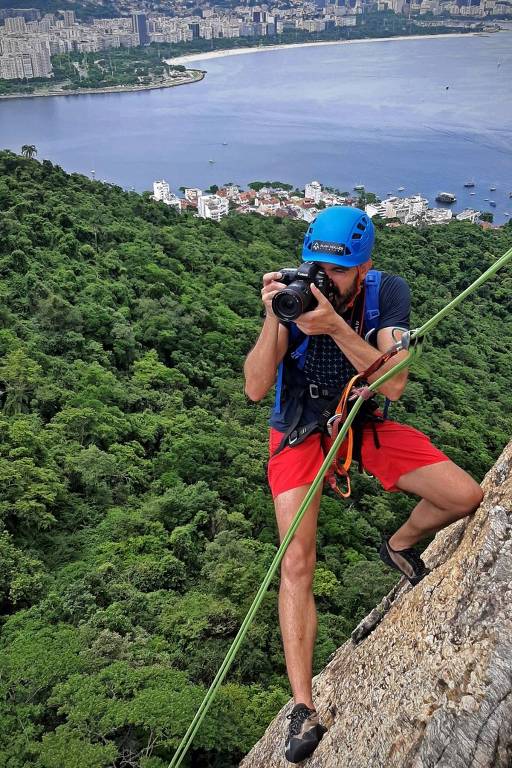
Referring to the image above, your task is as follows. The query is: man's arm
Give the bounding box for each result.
[330,323,409,400]
[295,283,409,401]
[244,272,290,402]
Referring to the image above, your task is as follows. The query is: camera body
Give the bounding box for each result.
[271,261,336,322]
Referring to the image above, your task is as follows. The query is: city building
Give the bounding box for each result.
[456,208,481,223]
[153,179,172,202]
[197,194,230,220]
[184,188,203,204]
[62,11,75,28]
[152,179,182,211]
[305,180,322,203]
[4,15,26,33]
[132,13,149,46]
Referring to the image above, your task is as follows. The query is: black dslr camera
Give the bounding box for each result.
[271,261,337,322]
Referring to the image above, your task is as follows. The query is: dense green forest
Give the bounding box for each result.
[0,149,510,768]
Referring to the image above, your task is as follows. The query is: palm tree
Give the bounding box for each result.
[21,144,37,159]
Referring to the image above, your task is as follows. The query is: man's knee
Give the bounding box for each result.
[443,475,483,518]
[281,541,316,586]
[460,480,483,515]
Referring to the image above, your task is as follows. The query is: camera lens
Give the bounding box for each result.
[272,290,304,321]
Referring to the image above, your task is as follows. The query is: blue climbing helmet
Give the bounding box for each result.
[302,206,375,267]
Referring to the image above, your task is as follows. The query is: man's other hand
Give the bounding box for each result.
[295,283,342,336]
[261,271,287,319]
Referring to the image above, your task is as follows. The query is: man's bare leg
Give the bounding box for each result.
[389,460,483,550]
[275,484,323,709]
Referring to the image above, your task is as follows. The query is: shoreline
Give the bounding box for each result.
[167,31,479,65]
[0,69,204,101]
[0,30,486,100]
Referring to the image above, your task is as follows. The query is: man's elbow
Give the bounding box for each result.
[244,383,267,402]
[385,374,408,401]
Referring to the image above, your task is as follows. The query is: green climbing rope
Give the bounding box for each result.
[168,245,512,768]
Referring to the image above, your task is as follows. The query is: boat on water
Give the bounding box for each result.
[463,180,475,187]
[470,192,476,196]
[489,186,497,191]
[435,192,456,204]
[222,142,228,146]
[208,159,215,164]
[353,184,365,191]
[397,186,405,192]
[489,201,497,207]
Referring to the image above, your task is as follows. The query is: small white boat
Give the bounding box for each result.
[397,186,405,192]
[208,159,215,164]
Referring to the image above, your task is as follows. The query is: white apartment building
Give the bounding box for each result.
[305,180,322,204]
[425,208,453,224]
[302,207,318,223]
[184,188,203,204]
[366,201,393,218]
[62,11,76,27]
[198,194,229,221]
[4,16,27,33]
[0,40,52,78]
[153,179,171,202]
[152,180,182,211]
[223,185,240,200]
[408,194,429,215]
[298,19,326,31]
[367,194,428,221]
[456,208,481,223]
[335,15,357,26]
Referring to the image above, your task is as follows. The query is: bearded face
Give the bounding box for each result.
[334,271,361,314]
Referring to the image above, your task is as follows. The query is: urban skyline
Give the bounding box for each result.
[0,0,508,81]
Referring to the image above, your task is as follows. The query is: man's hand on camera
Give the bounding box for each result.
[261,271,286,319]
[295,283,343,336]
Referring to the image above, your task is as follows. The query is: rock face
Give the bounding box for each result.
[241,442,512,768]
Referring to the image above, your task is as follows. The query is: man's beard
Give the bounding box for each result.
[334,274,360,315]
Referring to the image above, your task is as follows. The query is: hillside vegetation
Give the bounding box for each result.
[0,149,510,768]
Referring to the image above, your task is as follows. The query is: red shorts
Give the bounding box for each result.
[268,420,450,499]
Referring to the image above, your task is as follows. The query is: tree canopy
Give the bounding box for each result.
[0,149,510,768]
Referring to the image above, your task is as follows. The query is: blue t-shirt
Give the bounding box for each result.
[303,273,410,387]
[269,273,410,431]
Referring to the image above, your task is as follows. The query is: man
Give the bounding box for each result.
[243,206,483,764]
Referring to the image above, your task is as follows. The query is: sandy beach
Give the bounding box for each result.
[167,32,478,66]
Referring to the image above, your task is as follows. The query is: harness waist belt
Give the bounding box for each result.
[307,383,341,399]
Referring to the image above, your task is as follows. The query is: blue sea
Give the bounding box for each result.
[1,29,511,222]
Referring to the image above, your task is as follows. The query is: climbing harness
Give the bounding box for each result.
[325,331,408,498]
[168,245,512,768]
[272,270,384,460]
